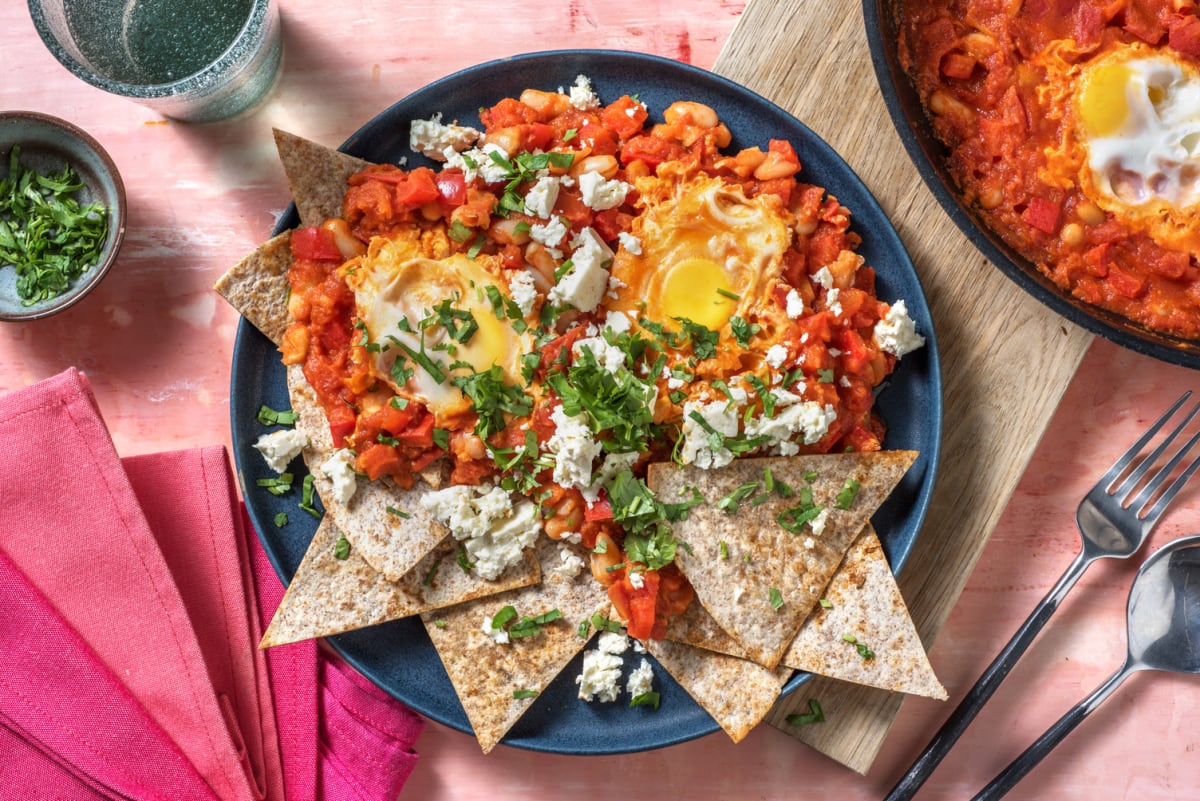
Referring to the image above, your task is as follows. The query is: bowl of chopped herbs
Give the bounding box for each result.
[0,111,125,321]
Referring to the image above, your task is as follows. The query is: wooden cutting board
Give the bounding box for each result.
[711,0,1093,773]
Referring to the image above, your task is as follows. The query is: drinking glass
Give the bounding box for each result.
[28,0,283,123]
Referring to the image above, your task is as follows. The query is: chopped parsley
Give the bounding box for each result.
[256,405,299,426]
[452,365,533,440]
[273,512,288,527]
[256,473,293,496]
[842,633,875,660]
[786,699,825,727]
[630,691,661,710]
[0,146,110,305]
[513,688,539,700]
[835,478,861,510]
[333,535,351,560]
[298,473,321,518]
[769,587,784,610]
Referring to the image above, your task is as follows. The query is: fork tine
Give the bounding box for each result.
[1137,430,1200,524]
[1105,392,1196,496]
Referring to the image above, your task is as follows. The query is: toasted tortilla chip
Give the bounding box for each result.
[649,451,916,670]
[214,232,293,346]
[644,638,791,743]
[666,525,945,699]
[273,129,372,227]
[422,537,609,753]
[259,519,540,648]
[287,365,457,581]
[783,525,946,699]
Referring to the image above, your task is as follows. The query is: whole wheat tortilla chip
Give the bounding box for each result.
[644,638,791,743]
[272,129,372,227]
[259,519,539,648]
[649,451,916,670]
[666,525,945,699]
[286,364,464,582]
[421,537,609,753]
[783,525,946,699]
[213,232,292,346]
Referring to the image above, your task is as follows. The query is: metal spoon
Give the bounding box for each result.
[970,534,1200,801]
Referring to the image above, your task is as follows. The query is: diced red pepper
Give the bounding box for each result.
[600,95,649,139]
[391,167,440,208]
[608,569,661,640]
[327,403,356,448]
[939,51,977,80]
[1169,13,1200,58]
[290,226,343,262]
[591,208,633,242]
[1108,267,1147,299]
[1021,196,1061,234]
[435,170,467,208]
[356,443,402,481]
[584,495,614,522]
[393,413,435,448]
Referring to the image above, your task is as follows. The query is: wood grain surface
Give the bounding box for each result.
[713,0,1093,772]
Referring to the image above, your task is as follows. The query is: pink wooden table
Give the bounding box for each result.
[2,3,1198,799]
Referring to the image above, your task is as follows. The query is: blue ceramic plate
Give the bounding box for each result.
[864,1,1200,368]
[230,50,942,754]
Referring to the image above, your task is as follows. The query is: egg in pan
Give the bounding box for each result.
[1039,41,1200,252]
[606,172,790,336]
[344,232,534,424]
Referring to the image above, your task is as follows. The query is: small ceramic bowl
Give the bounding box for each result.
[0,111,126,321]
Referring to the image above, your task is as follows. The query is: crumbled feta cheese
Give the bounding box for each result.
[523,175,561,219]
[547,405,602,491]
[550,545,586,580]
[443,142,510,184]
[628,570,645,590]
[732,585,746,603]
[764,344,789,369]
[680,399,739,469]
[577,631,628,702]
[604,309,633,335]
[419,485,541,579]
[626,659,654,698]
[810,508,830,537]
[618,231,643,255]
[573,335,627,374]
[744,401,838,451]
[875,300,926,358]
[254,428,308,473]
[812,266,834,290]
[409,113,480,160]
[577,171,631,211]
[564,74,600,110]
[548,227,613,313]
[583,450,639,504]
[606,273,627,299]
[826,287,843,317]
[530,216,569,254]
[785,288,806,318]
[803,536,816,550]
[320,448,358,505]
[481,613,510,645]
[508,270,538,317]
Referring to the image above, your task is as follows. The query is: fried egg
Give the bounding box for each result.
[607,173,790,333]
[347,236,533,423]
[1073,45,1200,244]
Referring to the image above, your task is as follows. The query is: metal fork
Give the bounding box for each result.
[885,392,1200,801]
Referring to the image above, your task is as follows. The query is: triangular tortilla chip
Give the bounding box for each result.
[783,525,946,699]
[665,525,945,699]
[272,129,372,227]
[649,451,916,670]
[213,232,292,346]
[260,518,540,648]
[421,537,609,753]
[287,364,458,581]
[643,638,791,743]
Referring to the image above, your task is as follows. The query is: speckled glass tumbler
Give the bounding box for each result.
[28,0,282,123]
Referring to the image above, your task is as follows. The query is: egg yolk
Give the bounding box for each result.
[459,305,512,373]
[1079,62,1134,137]
[660,256,737,330]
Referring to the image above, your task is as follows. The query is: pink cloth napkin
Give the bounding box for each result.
[0,368,423,800]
